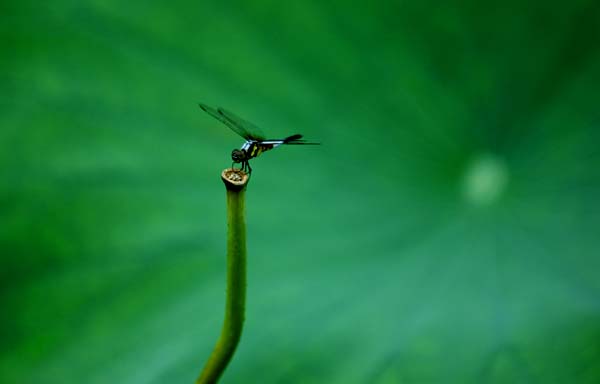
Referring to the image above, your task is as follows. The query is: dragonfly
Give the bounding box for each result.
[199,103,319,174]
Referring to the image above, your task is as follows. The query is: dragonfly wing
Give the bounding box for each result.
[281,134,320,145]
[199,103,254,140]
[217,107,265,141]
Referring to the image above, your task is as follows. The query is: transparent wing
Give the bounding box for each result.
[217,107,265,141]
[281,134,320,145]
[199,103,260,140]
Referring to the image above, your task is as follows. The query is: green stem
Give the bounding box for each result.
[197,169,249,384]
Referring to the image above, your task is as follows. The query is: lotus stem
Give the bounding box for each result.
[196,168,249,384]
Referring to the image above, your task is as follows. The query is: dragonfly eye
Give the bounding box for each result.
[231,149,245,163]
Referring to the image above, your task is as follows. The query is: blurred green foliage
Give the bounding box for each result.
[1,0,599,383]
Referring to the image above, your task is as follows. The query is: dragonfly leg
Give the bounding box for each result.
[246,161,252,174]
[232,161,244,173]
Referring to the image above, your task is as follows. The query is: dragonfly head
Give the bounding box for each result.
[231,149,246,163]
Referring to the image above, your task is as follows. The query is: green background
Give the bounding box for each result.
[2,1,599,383]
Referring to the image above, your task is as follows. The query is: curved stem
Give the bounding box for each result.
[197,169,249,384]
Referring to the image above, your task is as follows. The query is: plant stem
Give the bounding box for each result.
[197,169,249,384]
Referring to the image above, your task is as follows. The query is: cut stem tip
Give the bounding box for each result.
[221,168,249,191]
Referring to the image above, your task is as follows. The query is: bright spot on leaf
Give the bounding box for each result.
[462,154,509,206]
